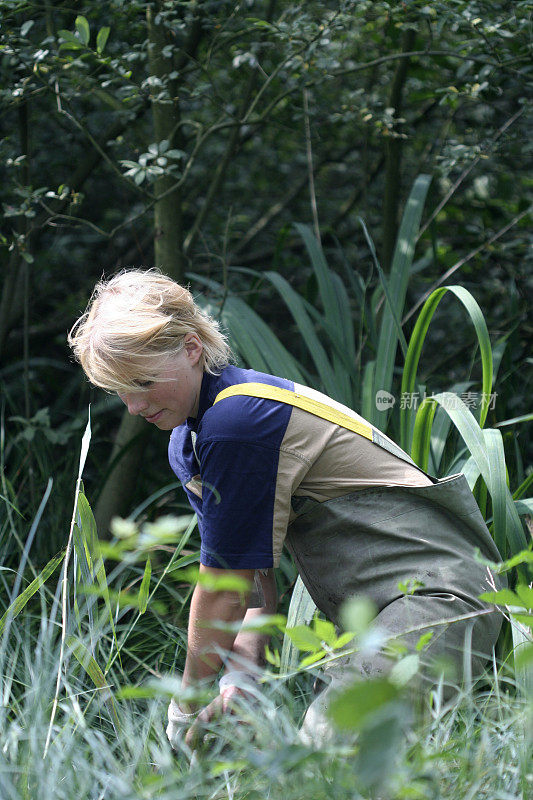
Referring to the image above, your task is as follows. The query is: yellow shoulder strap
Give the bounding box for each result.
[214,382,373,441]
[214,382,419,468]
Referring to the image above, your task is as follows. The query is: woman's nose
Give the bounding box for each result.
[120,392,149,416]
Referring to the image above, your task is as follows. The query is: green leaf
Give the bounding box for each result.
[175,566,252,594]
[0,552,64,634]
[264,645,281,668]
[475,547,533,574]
[96,26,110,55]
[138,558,151,614]
[495,412,533,428]
[21,20,34,37]
[262,270,338,397]
[68,636,121,731]
[334,631,356,649]
[58,29,82,48]
[313,617,337,647]
[479,589,522,606]
[280,576,316,674]
[413,394,527,561]
[79,584,166,615]
[358,216,409,359]
[484,428,507,556]
[76,490,121,664]
[390,653,419,686]
[401,285,493,453]
[191,277,306,383]
[284,624,323,652]
[329,678,399,729]
[373,174,432,430]
[339,596,376,635]
[416,631,434,651]
[361,360,375,421]
[75,16,90,46]
[295,223,354,405]
[510,613,533,628]
[117,678,210,705]
[515,584,533,611]
[514,643,533,669]
[299,650,328,667]
[515,499,533,517]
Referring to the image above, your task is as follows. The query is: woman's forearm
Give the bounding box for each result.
[226,568,278,672]
[182,566,256,692]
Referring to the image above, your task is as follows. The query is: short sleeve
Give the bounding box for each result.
[196,438,283,569]
[168,426,204,529]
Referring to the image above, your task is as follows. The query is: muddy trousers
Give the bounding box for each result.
[298,592,502,746]
[285,475,505,745]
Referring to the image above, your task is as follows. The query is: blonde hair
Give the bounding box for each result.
[68,269,232,393]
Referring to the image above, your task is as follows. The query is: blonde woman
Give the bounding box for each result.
[69,269,505,748]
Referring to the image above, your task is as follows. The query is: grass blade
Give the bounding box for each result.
[413,393,527,560]
[0,551,64,635]
[223,294,306,381]
[361,360,375,421]
[67,635,122,732]
[483,429,508,556]
[295,223,354,404]
[461,456,482,490]
[138,558,151,615]
[358,216,408,359]
[4,477,53,620]
[373,174,432,430]
[401,286,493,452]
[280,576,316,676]
[263,270,338,395]
[44,408,91,758]
[411,398,438,472]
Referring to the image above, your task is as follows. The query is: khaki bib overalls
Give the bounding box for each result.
[215,384,505,742]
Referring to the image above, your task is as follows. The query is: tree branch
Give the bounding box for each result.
[403,207,532,325]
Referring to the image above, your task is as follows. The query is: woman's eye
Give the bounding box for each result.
[135,380,154,389]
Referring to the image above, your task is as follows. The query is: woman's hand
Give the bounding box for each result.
[183,684,249,748]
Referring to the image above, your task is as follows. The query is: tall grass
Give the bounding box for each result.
[0,495,531,799]
[0,535,531,799]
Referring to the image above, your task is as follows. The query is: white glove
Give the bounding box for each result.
[218,670,260,704]
[166,698,197,751]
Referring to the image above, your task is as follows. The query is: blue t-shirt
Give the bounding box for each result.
[168,366,293,569]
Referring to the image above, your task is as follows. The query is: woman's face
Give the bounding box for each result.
[117,335,204,430]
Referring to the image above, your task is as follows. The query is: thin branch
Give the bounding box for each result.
[39,206,111,237]
[403,207,532,325]
[54,91,154,200]
[258,49,530,126]
[242,5,344,125]
[183,0,280,255]
[331,49,530,80]
[303,88,320,243]
[418,107,525,239]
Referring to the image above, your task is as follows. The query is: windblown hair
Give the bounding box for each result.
[68,269,232,393]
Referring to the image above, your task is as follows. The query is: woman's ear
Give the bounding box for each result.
[183,333,203,365]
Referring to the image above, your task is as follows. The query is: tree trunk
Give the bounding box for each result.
[93,412,149,535]
[146,2,185,280]
[94,2,187,534]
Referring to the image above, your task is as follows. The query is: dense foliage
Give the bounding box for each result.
[0,2,531,797]
[1,0,531,532]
